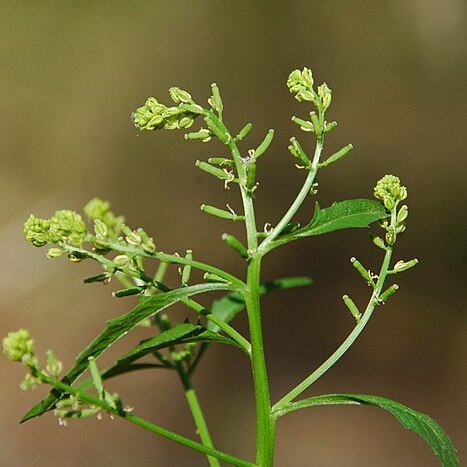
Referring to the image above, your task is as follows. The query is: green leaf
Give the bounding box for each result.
[21,282,232,423]
[207,276,313,332]
[116,323,242,366]
[274,393,459,467]
[296,199,387,237]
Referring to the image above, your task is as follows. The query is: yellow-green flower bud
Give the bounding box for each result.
[45,350,63,377]
[20,372,41,391]
[397,205,409,224]
[47,247,65,258]
[318,82,332,110]
[168,86,193,104]
[296,89,315,103]
[393,258,419,273]
[178,116,194,129]
[125,230,142,246]
[94,219,108,238]
[113,255,131,268]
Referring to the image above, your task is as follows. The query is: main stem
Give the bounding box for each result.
[245,256,275,466]
[227,134,275,465]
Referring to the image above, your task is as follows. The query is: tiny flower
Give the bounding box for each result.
[112,254,131,268]
[317,83,332,110]
[45,350,63,377]
[168,87,193,104]
[47,247,65,258]
[19,372,41,391]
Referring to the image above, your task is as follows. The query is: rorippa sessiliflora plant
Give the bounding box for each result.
[4,68,459,466]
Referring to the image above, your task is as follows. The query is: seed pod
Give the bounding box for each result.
[379,284,399,303]
[200,204,245,221]
[255,129,274,159]
[351,257,373,285]
[205,115,230,143]
[113,287,144,298]
[310,112,322,137]
[195,160,231,180]
[246,161,257,192]
[289,137,311,167]
[319,144,353,168]
[181,250,192,286]
[393,259,418,273]
[222,233,248,258]
[235,122,253,141]
[184,129,212,141]
[84,273,110,284]
[291,116,314,132]
[207,157,233,166]
[343,295,361,322]
[210,83,224,114]
[203,272,229,283]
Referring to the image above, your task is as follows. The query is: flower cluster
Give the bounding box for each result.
[3,329,63,391]
[287,67,332,110]
[2,329,36,367]
[374,175,409,245]
[24,210,87,248]
[132,87,203,131]
[374,175,408,211]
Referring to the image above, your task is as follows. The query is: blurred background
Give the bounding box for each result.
[1,1,466,465]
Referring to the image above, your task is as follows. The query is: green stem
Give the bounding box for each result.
[245,256,275,466]
[66,242,245,289]
[183,297,251,354]
[107,242,246,289]
[272,246,393,413]
[259,140,323,254]
[227,139,258,252]
[172,356,220,467]
[224,118,274,465]
[38,372,254,467]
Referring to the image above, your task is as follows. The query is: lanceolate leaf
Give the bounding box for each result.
[295,199,387,237]
[207,276,313,332]
[21,282,232,423]
[115,323,242,366]
[274,394,459,467]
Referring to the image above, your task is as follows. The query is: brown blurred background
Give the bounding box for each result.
[1,1,466,465]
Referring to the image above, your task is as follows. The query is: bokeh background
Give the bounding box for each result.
[1,1,466,465]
